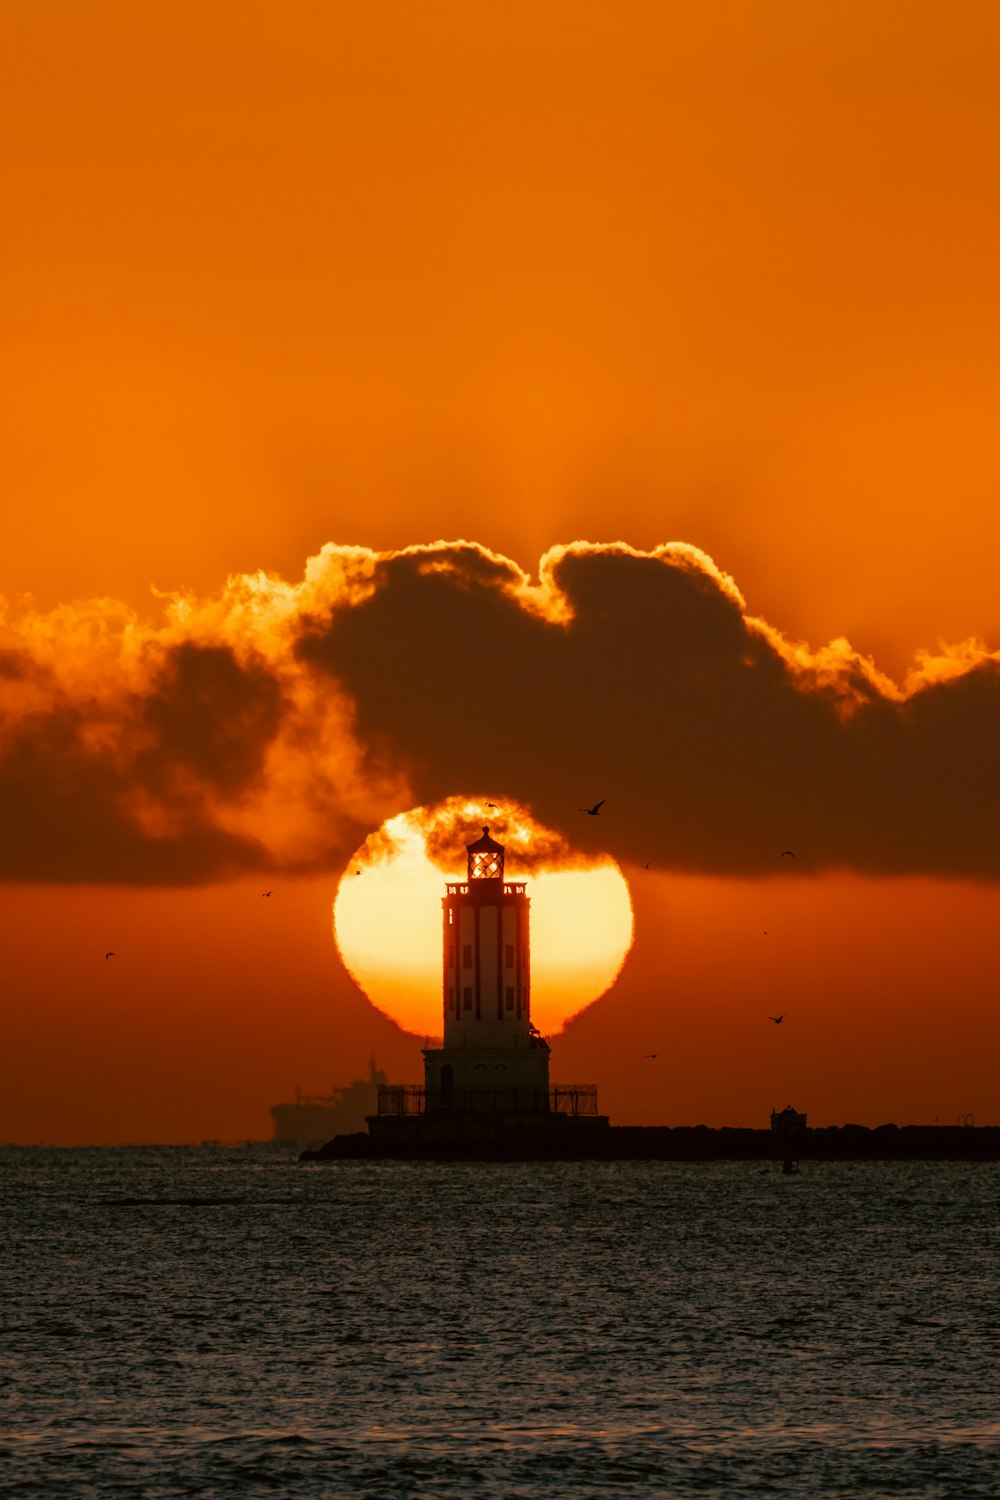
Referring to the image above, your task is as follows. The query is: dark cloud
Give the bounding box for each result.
[373,795,601,875]
[4,543,1000,883]
[296,544,1000,878]
[0,650,31,680]
[134,642,286,796]
[0,642,280,883]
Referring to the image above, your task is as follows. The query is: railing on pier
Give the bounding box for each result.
[377,1084,599,1117]
[378,1086,427,1117]
[551,1085,599,1117]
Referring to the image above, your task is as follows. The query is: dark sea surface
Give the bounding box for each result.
[2,1147,998,1499]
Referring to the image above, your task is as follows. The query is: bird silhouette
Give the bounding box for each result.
[105,951,116,960]
[768,1015,784,1024]
[643,860,652,869]
[262,891,272,897]
[646,1053,658,1059]
[486,801,498,808]
[580,799,605,816]
[780,851,796,859]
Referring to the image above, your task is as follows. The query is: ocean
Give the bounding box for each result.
[2,1146,997,1498]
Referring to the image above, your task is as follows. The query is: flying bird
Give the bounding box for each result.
[643,861,652,870]
[262,891,272,897]
[780,851,796,859]
[768,1015,785,1024]
[485,801,498,808]
[646,1053,658,1059]
[105,952,116,960]
[580,799,606,816]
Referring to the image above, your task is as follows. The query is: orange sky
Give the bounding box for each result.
[3,3,1000,1141]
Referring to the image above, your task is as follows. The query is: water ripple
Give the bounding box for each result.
[1,1149,998,1497]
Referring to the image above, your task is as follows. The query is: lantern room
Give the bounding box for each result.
[467,826,505,881]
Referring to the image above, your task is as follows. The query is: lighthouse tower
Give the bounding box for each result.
[422,827,551,1113]
[362,824,606,1152]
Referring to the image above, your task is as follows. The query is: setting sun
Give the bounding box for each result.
[333,798,634,1038]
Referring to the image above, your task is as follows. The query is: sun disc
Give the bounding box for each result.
[333,798,633,1037]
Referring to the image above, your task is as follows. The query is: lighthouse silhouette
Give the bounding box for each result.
[424,826,551,1112]
[366,825,607,1154]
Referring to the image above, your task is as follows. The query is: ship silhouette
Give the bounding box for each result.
[271,1059,387,1143]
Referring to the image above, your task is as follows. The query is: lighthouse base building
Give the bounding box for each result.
[356,828,609,1157]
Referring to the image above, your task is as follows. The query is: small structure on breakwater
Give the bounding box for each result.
[771,1104,808,1174]
[771,1104,807,1136]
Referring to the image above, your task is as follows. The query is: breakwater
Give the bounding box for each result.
[303,1122,999,1162]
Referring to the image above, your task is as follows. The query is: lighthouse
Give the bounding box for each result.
[422,827,551,1112]
[364,824,607,1153]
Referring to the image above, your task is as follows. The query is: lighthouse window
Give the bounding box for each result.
[462,943,472,967]
[505,987,514,1009]
[463,987,473,1010]
[505,944,514,968]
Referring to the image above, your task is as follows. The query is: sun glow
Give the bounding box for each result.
[333,799,634,1037]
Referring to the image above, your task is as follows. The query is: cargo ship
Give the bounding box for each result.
[271,1059,387,1143]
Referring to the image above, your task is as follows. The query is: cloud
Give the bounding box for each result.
[2,540,1000,883]
[0,641,279,883]
[295,541,1000,879]
[360,794,606,877]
